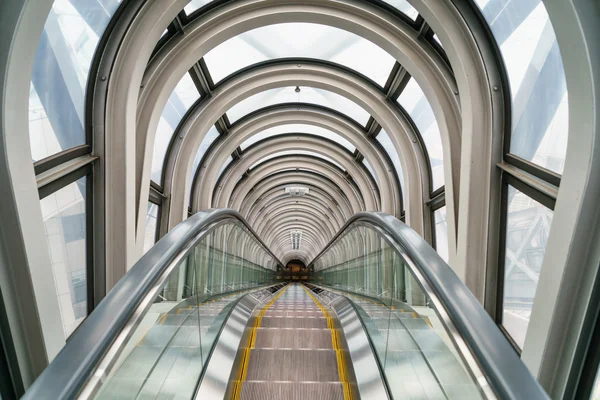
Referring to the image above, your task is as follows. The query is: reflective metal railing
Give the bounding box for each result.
[310,212,548,400]
[24,209,281,399]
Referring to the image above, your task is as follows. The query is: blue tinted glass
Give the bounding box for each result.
[40,176,88,337]
[151,73,201,184]
[398,79,444,190]
[29,0,122,161]
[475,0,568,174]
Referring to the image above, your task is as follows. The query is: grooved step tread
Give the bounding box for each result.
[240,381,344,400]
[260,316,328,329]
[245,349,341,382]
[253,328,333,349]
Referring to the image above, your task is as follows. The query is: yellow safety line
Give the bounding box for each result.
[231,284,290,400]
[301,285,353,400]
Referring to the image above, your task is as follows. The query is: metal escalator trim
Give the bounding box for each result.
[300,284,352,400]
[308,212,549,400]
[24,209,283,400]
[232,284,290,400]
[310,282,450,399]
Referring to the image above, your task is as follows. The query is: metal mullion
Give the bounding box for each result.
[149,183,166,205]
[429,190,446,251]
[37,162,94,200]
[430,185,445,200]
[417,19,433,38]
[353,149,364,163]
[428,189,446,211]
[33,144,91,176]
[190,59,214,96]
[495,175,509,329]
[154,202,162,244]
[85,172,95,315]
[215,115,230,135]
[505,153,561,188]
[498,162,558,210]
[384,62,410,100]
[149,180,164,198]
[172,13,186,32]
[365,117,382,138]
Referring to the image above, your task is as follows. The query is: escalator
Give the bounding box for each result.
[230,283,353,400]
[23,209,548,400]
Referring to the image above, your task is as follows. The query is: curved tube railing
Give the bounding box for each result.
[308,212,548,400]
[24,209,282,399]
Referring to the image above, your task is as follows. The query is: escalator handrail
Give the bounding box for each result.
[308,212,548,400]
[23,208,283,399]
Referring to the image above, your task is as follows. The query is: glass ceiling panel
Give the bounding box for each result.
[398,78,444,190]
[475,0,568,174]
[380,0,419,20]
[187,126,220,204]
[151,73,201,184]
[240,124,355,153]
[226,87,370,126]
[250,150,344,170]
[376,130,406,207]
[204,23,395,86]
[184,0,213,15]
[29,0,122,161]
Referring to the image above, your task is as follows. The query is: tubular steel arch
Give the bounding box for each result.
[226,156,366,213]
[187,104,403,214]
[162,62,432,235]
[212,135,381,211]
[236,172,357,219]
[241,179,353,223]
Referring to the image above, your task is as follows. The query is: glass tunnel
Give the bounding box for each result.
[0,0,599,399]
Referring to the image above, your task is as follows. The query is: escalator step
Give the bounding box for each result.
[240,381,344,400]
[245,349,340,381]
[260,316,328,329]
[253,328,333,349]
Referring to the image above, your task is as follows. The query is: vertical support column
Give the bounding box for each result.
[519,1,600,398]
[0,0,66,387]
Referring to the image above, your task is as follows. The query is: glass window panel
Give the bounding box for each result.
[188,126,220,203]
[380,0,419,20]
[502,185,553,348]
[434,206,449,263]
[144,202,159,254]
[40,177,87,337]
[29,0,122,161]
[398,78,444,190]
[240,124,355,152]
[475,0,568,174]
[226,87,370,126]
[151,73,201,184]
[376,130,405,206]
[204,23,395,86]
[184,0,213,15]
[250,150,344,170]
